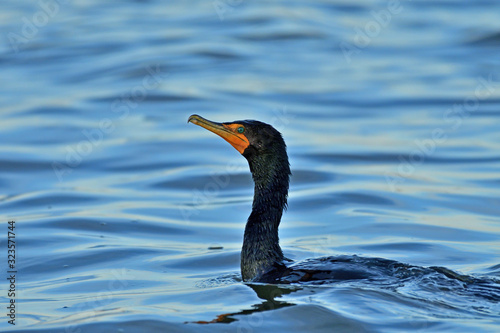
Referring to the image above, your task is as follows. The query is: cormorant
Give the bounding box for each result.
[189,114,290,282]
[187,114,473,284]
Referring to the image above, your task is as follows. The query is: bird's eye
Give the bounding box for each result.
[237,126,245,133]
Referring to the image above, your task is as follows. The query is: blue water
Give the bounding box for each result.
[1,0,500,332]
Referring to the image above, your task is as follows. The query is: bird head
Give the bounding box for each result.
[188,114,287,159]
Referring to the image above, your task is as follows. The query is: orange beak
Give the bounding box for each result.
[188,114,250,154]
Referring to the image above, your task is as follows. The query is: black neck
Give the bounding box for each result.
[241,149,290,281]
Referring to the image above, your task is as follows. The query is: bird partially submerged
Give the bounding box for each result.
[187,115,498,288]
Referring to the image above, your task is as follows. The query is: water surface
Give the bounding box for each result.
[1,1,500,332]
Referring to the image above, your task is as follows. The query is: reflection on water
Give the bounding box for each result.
[192,256,500,326]
[1,0,500,332]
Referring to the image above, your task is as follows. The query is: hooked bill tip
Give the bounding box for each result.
[188,114,200,124]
